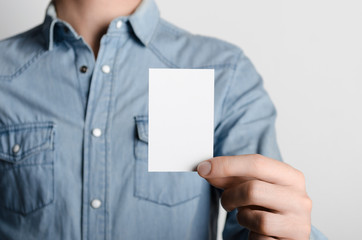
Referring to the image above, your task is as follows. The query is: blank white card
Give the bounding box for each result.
[148,68,214,172]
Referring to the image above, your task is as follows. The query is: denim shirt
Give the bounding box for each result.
[0,0,326,239]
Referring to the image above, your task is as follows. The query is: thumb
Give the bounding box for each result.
[197,157,243,189]
[197,160,212,177]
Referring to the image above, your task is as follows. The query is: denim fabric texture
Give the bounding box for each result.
[0,0,327,239]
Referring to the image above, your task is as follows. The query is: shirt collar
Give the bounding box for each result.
[129,0,160,46]
[42,0,160,51]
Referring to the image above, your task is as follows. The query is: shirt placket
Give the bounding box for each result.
[73,42,94,111]
[81,33,120,240]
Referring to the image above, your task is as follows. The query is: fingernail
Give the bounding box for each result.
[197,161,211,176]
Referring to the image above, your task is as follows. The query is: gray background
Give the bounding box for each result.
[1,0,362,239]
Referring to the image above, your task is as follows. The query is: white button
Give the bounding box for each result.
[91,199,102,209]
[12,144,21,154]
[92,128,102,137]
[102,65,111,74]
[116,20,123,29]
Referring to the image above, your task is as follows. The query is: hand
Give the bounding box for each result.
[197,154,312,240]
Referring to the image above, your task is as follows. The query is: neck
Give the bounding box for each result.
[54,0,142,57]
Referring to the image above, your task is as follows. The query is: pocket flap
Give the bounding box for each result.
[0,122,54,163]
[135,116,148,143]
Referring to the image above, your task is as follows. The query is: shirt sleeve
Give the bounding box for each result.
[217,50,327,239]
[214,49,281,162]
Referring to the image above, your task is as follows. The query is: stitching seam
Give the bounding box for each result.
[0,50,47,81]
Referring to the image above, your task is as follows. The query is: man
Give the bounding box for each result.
[0,0,326,239]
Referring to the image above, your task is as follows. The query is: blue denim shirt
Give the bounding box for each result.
[0,0,326,239]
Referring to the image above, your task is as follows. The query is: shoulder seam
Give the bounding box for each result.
[0,49,47,81]
[148,42,179,68]
[149,20,239,69]
[148,42,238,70]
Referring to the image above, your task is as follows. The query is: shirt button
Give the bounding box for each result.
[91,199,102,209]
[116,20,123,29]
[102,65,111,74]
[12,144,21,154]
[92,128,102,137]
[80,65,88,73]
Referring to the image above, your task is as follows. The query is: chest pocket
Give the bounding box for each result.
[134,116,205,207]
[0,122,55,215]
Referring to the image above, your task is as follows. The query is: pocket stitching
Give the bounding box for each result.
[0,163,54,215]
[134,188,202,207]
[0,122,55,215]
[134,116,148,143]
[0,123,54,163]
[134,116,203,206]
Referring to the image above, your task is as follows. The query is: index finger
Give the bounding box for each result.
[197,154,303,186]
